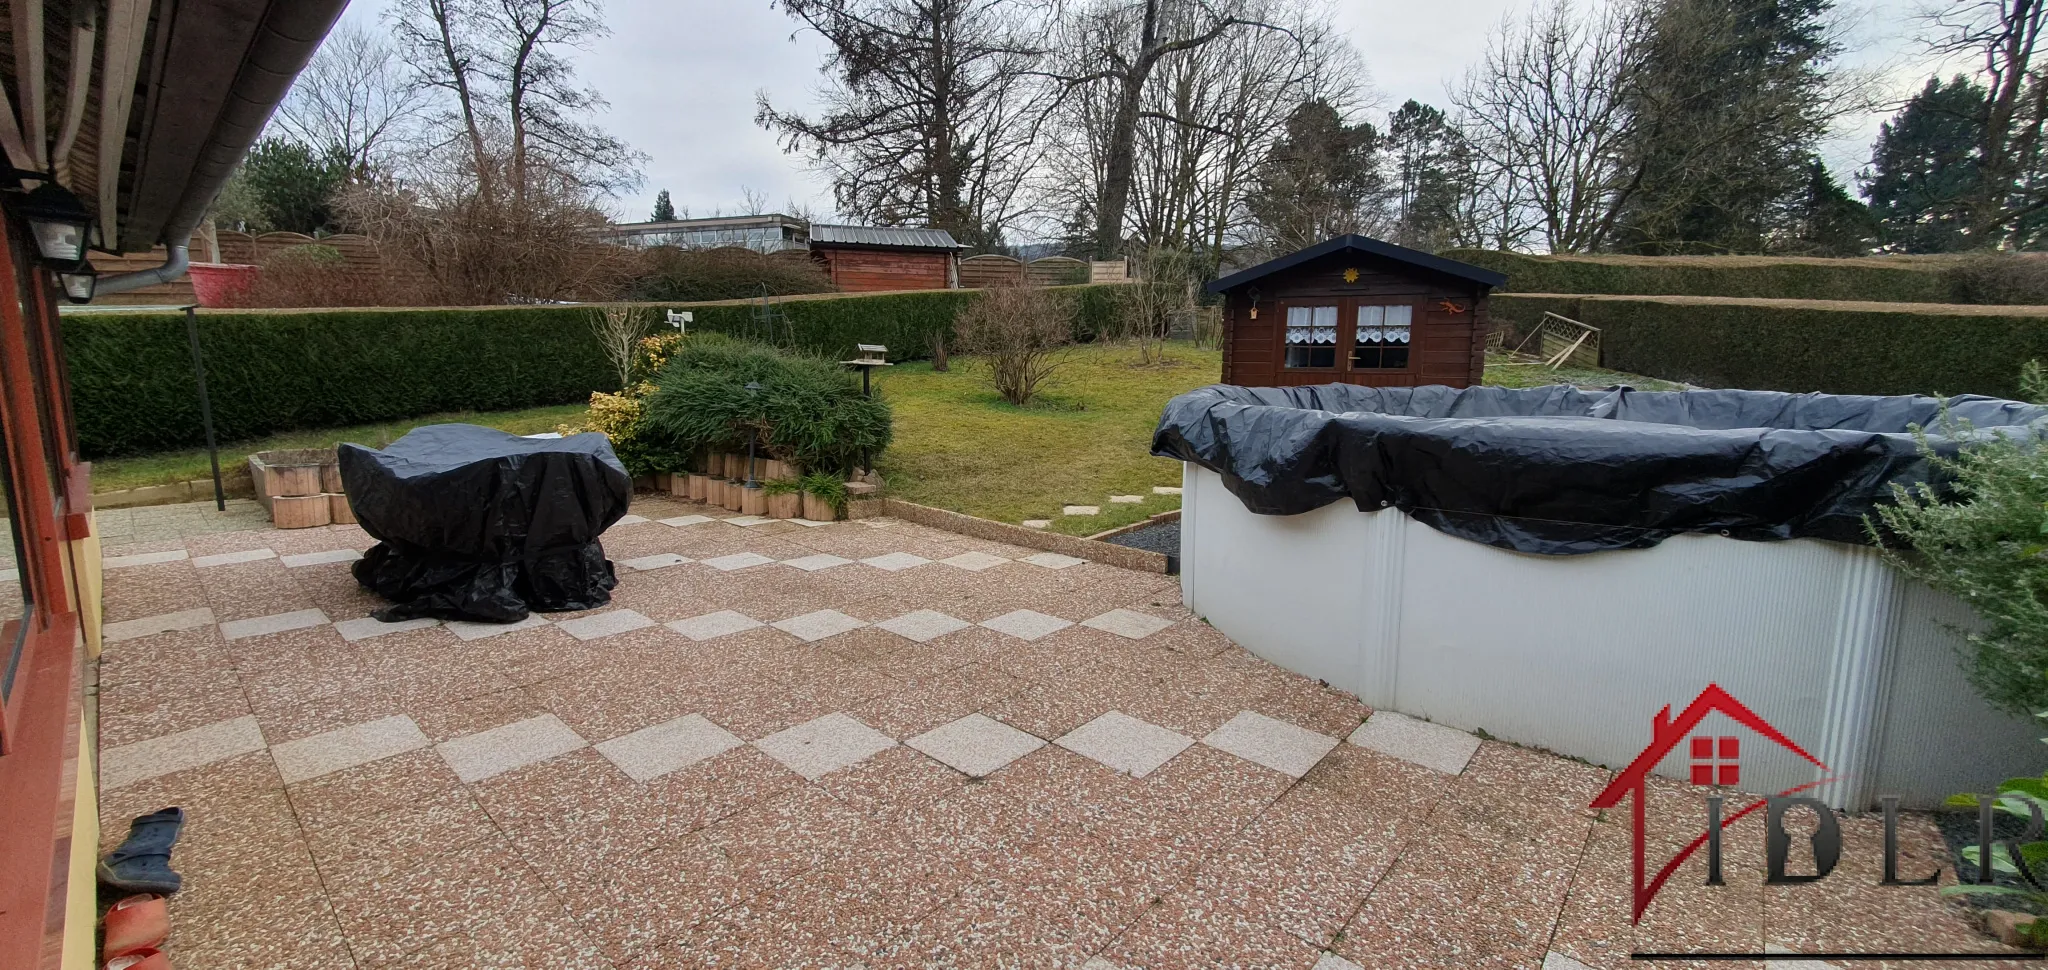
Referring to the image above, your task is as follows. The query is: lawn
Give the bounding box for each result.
[88,342,1677,541]
[89,403,591,494]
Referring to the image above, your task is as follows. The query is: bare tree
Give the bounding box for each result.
[1451,0,1646,252]
[588,304,653,390]
[1050,0,1304,257]
[954,285,1076,405]
[1924,0,2048,241]
[758,0,1053,249]
[274,24,430,172]
[389,0,642,202]
[1118,246,1196,364]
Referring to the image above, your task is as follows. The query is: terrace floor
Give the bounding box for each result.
[94,496,2008,969]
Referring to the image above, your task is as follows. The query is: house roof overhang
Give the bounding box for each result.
[1206,234,1508,295]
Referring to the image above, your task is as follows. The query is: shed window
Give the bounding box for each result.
[1285,305,1339,368]
[1353,304,1413,369]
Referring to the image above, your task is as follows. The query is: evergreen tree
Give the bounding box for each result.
[1776,158,1876,254]
[1385,100,1472,252]
[1243,101,1386,254]
[219,138,353,235]
[1611,0,1842,253]
[1862,76,1987,253]
[651,189,677,222]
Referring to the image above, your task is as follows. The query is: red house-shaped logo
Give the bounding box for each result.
[1587,683,1832,923]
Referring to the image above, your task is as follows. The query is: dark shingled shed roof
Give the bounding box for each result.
[1207,234,1508,294]
[809,224,968,250]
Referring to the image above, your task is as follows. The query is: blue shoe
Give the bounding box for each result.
[97,808,184,895]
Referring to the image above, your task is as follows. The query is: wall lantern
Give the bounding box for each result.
[12,181,93,268]
[57,262,96,304]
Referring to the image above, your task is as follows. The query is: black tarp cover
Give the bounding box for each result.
[1151,384,2048,555]
[340,424,632,621]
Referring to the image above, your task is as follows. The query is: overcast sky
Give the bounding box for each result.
[334,0,1947,225]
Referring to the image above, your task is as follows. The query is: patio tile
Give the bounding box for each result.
[1057,711,1195,778]
[1348,710,1482,775]
[556,608,656,641]
[906,713,1046,777]
[702,551,776,571]
[104,606,217,644]
[753,712,897,780]
[939,551,1010,571]
[436,713,589,782]
[193,548,279,567]
[280,548,362,568]
[219,608,332,641]
[333,615,440,642]
[1103,890,1322,968]
[773,609,867,642]
[101,714,267,790]
[593,713,745,782]
[1081,608,1175,640]
[980,609,1074,641]
[725,515,775,526]
[1204,710,1341,779]
[615,513,651,525]
[1021,552,1086,569]
[270,714,432,784]
[445,614,552,640]
[104,549,191,568]
[876,609,972,643]
[814,745,969,817]
[862,552,932,571]
[618,552,692,571]
[783,552,856,571]
[659,514,716,527]
[643,745,803,831]
[667,610,766,641]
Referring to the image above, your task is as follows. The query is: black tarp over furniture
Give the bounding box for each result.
[1152,384,2048,555]
[340,425,633,621]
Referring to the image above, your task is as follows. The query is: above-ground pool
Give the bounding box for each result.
[1155,384,2048,809]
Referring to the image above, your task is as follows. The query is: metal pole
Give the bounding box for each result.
[183,306,225,511]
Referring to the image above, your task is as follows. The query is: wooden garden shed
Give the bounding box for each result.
[1206,235,1507,388]
[809,224,967,292]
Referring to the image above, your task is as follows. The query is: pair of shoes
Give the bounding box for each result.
[98,808,184,895]
[104,950,169,970]
[103,895,168,957]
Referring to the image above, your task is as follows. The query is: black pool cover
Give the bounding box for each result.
[1152,384,2048,556]
[340,424,632,622]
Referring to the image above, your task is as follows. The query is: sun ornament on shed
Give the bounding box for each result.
[1343,267,1360,283]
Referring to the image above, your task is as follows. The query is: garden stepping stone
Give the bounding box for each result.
[1021,520,1051,529]
[1108,495,1142,504]
[1063,505,1100,516]
[1152,486,1182,495]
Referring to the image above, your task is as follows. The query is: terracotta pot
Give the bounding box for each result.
[740,485,767,515]
[686,473,709,502]
[767,492,801,519]
[187,262,260,307]
[801,492,836,522]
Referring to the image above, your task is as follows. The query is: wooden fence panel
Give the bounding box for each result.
[960,254,1024,288]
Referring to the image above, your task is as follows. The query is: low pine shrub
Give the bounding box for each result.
[639,339,891,476]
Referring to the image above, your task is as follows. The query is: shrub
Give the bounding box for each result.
[639,339,891,476]
[1944,253,2048,306]
[1490,293,2048,399]
[626,246,837,302]
[1446,249,1960,302]
[954,286,1076,406]
[664,283,1125,361]
[1118,247,1197,365]
[1876,361,2048,719]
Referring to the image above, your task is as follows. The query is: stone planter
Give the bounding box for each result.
[802,492,837,522]
[327,493,357,525]
[687,474,710,502]
[740,485,767,515]
[722,481,745,512]
[767,492,801,519]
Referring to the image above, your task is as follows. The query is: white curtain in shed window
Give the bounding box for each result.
[1286,305,1339,344]
[1357,304,1412,344]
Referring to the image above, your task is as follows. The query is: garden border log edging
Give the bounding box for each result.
[883,499,1169,574]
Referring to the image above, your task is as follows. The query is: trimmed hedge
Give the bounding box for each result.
[1492,293,2048,399]
[66,284,1131,457]
[1447,250,1961,303]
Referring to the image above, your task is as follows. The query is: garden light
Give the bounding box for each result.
[58,262,97,304]
[11,180,93,268]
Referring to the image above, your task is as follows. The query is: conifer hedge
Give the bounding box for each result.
[64,284,1128,457]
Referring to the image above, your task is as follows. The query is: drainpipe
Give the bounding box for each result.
[96,235,190,295]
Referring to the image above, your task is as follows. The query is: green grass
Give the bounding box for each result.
[89,403,591,493]
[877,343,1218,536]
